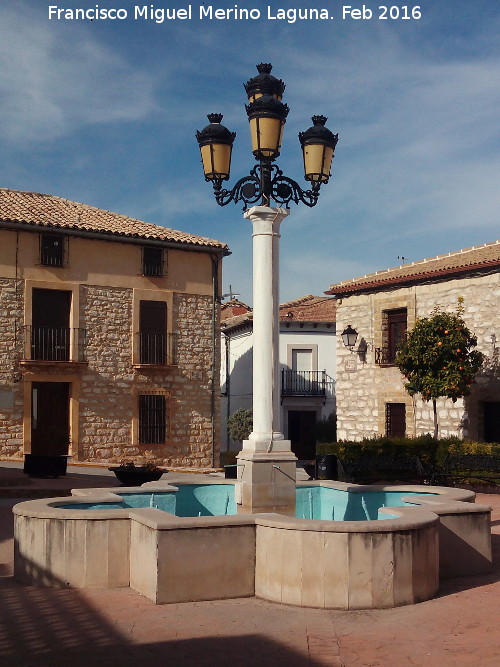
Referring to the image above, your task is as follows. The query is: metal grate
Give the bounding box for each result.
[25,326,86,362]
[142,247,163,276]
[139,394,167,444]
[40,234,64,267]
[138,332,177,365]
[281,370,326,397]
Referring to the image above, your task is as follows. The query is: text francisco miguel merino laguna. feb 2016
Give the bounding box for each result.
[48,4,423,23]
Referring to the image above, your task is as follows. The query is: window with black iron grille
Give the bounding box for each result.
[139,394,167,444]
[40,234,65,267]
[142,247,164,276]
[386,403,406,437]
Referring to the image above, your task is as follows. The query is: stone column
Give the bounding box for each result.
[237,206,297,515]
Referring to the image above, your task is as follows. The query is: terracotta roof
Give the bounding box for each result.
[0,188,229,252]
[220,298,252,321]
[326,241,500,296]
[221,295,336,331]
[279,295,336,322]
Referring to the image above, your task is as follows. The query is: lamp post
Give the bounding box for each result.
[197,64,338,514]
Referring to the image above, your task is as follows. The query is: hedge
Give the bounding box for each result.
[316,436,500,466]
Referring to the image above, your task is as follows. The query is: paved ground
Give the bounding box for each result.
[0,463,499,666]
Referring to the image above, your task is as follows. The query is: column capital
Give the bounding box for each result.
[244,206,290,224]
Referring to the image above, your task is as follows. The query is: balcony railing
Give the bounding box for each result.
[24,326,86,362]
[137,332,178,366]
[375,348,399,365]
[281,370,327,397]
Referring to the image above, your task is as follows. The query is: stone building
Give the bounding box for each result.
[327,241,500,442]
[221,295,336,458]
[0,188,229,467]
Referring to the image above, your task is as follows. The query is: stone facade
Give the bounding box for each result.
[331,257,500,441]
[0,188,228,467]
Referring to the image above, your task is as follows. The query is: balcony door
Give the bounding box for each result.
[32,288,71,360]
[291,348,313,393]
[31,382,70,456]
[139,301,167,364]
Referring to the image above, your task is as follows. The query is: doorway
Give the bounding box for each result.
[484,402,500,443]
[31,382,70,456]
[288,410,317,460]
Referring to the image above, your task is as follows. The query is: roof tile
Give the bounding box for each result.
[327,241,500,295]
[0,188,228,251]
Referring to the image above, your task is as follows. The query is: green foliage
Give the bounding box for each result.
[396,299,484,403]
[316,436,500,466]
[315,412,337,443]
[227,408,253,443]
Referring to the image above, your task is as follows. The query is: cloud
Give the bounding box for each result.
[0,2,158,144]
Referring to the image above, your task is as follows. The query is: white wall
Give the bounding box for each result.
[221,323,336,450]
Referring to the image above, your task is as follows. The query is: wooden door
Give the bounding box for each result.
[31,382,70,456]
[288,410,317,460]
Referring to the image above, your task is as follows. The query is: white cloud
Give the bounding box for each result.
[0,3,158,144]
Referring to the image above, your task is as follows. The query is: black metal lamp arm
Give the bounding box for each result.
[210,162,322,209]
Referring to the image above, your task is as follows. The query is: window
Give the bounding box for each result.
[31,288,71,360]
[139,394,167,444]
[386,403,406,437]
[387,309,407,363]
[139,300,167,364]
[40,234,65,267]
[142,246,164,276]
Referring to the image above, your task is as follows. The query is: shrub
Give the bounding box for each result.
[316,436,500,465]
[227,408,253,443]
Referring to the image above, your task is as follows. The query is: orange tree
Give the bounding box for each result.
[396,300,484,439]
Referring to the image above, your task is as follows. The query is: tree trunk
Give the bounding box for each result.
[432,399,439,440]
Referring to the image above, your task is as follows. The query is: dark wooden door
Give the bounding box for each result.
[484,402,500,443]
[31,289,71,360]
[139,301,167,364]
[288,410,317,460]
[386,403,406,437]
[31,382,70,456]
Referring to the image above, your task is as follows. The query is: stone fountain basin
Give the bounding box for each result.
[13,480,492,610]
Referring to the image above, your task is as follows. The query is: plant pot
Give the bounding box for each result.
[24,454,69,478]
[315,454,338,480]
[224,465,238,479]
[109,467,165,486]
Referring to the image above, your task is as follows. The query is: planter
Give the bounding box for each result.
[315,454,338,480]
[109,467,165,486]
[23,454,69,478]
[224,465,238,479]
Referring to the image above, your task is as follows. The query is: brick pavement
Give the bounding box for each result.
[0,464,498,666]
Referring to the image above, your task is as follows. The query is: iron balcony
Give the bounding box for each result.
[24,326,87,362]
[281,370,327,397]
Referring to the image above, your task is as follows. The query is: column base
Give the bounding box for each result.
[236,445,297,515]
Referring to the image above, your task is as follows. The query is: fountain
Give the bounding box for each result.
[13,478,492,609]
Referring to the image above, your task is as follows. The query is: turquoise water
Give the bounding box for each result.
[60,484,433,521]
[295,487,434,521]
[60,484,237,517]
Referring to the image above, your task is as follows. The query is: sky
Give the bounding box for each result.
[1,1,499,305]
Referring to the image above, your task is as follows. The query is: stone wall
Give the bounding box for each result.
[336,272,500,440]
[79,288,219,467]
[0,278,24,457]
[0,279,220,467]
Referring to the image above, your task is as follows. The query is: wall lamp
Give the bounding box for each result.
[341,325,358,350]
[341,325,367,361]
